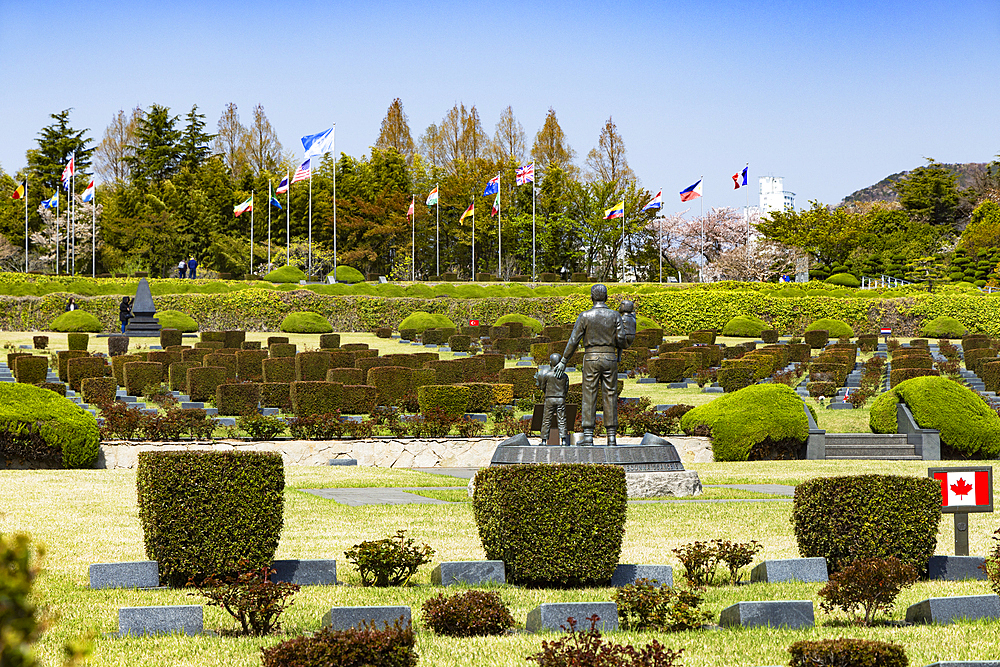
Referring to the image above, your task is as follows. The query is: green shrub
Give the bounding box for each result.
[236,350,269,382]
[260,382,291,410]
[397,311,455,333]
[721,315,769,338]
[0,532,44,667]
[448,334,471,352]
[0,382,100,468]
[187,366,228,403]
[614,578,711,632]
[806,318,854,338]
[473,464,627,585]
[136,451,284,587]
[344,529,434,587]
[421,590,515,637]
[416,385,470,417]
[680,384,808,461]
[280,311,333,334]
[965,347,997,373]
[334,265,365,283]
[326,367,364,384]
[716,359,757,393]
[919,315,966,338]
[188,564,299,636]
[81,376,117,405]
[688,330,716,344]
[647,355,686,383]
[217,383,262,416]
[494,313,543,335]
[67,332,89,350]
[788,638,907,667]
[263,357,296,383]
[159,328,183,348]
[204,353,237,380]
[156,310,198,333]
[295,351,332,382]
[890,355,932,370]
[825,272,861,288]
[49,310,103,332]
[56,349,87,382]
[261,619,417,667]
[527,616,683,667]
[290,381,342,416]
[817,557,917,626]
[110,353,143,386]
[792,474,941,574]
[498,366,536,398]
[804,329,829,349]
[223,330,246,349]
[636,315,659,330]
[457,382,496,413]
[340,385,377,414]
[123,361,163,397]
[13,356,48,384]
[319,333,341,349]
[66,356,109,393]
[366,366,413,406]
[263,265,307,283]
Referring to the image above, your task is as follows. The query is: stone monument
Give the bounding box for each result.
[124,278,162,337]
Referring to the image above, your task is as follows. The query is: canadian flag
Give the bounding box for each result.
[933,471,990,507]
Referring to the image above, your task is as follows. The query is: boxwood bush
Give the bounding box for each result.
[792,474,941,574]
[498,367,537,398]
[334,265,365,283]
[204,353,237,381]
[416,385,470,417]
[319,333,341,349]
[806,318,854,339]
[367,366,413,406]
[803,329,829,349]
[66,356,109,393]
[295,351,332,382]
[124,361,163,397]
[340,385,377,414]
[235,349,268,382]
[0,383,100,468]
[290,381,342,416]
[262,357,296,383]
[157,310,198,333]
[187,366,228,403]
[260,382,291,410]
[136,451,284,586]
[263,265,307,283]
[824,272,861,288]
[788,639,907,667]
[49,310,103,332]
[280,311,333,333]
[81,376,117,405]
[13,355,48,384]
[216,382,262,416]
[473,464,627,585]
[397,311,455,334]
[680,384,809,461]
[494,313,543,335]
[920,315,967,338]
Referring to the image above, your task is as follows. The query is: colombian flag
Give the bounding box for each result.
[603,200,625,220]
[11,182,25,200]
[459,202,474,222]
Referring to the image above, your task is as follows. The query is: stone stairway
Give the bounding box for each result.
[824,433,921,460]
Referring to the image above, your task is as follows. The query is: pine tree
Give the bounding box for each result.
[26,109,95,192]
[125,104,183,185]
[178,105,215,172]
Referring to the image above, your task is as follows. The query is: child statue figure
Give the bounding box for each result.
[534,352,571,447]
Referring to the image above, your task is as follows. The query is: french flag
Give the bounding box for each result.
[679,179,702,202]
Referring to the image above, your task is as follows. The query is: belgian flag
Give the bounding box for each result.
[11,181,25,200]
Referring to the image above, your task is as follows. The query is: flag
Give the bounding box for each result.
[460,202,474,222]
[641,190,662,212]
[406,199,414,219]
[43,192,59,209]
[482,173,499,196]
[680,179,703,202]
[301,127,335,159]
[426,186,439,206]
[234,196,253,217]
[61,155,75,188]
[932,470,991,507]
[291,158,311,184]
[490,193,499,216]
[269,196,282,210]
[741,165,748,187]
[516,163,535,186]
[275,175,289,194]
[11,181,25,200]
[81,179,96,202]
[732,173,741,189]
[604,200,625,220]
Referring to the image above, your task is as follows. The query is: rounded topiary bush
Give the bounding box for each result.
[806,318,854,339]
[803,329,829,349]
[792,474,941,574]
[421,590,515,637]
[280,311,333,334]
[868,375,1000,457]
[824,272,861,288]
[398,311,456,334]
[156,310,198,333]
[636,315,659,330]
[334,265,365,284]
[680,384,809,461]
[920,315,967,339]
[0,383,99,468]
[721,315,769,338]
[137,451,284,586]
[473,464,627,585]
[493,314,543,335]
[49,310,103,332]
[263,265,307,283]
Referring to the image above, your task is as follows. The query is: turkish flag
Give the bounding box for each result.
[933,471,990,507]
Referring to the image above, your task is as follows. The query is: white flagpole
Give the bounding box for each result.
[621,206,626,282]
[435,183,440,277]
[411,194,415,281]
[699,176,705,282]
[285,169,290,266]
[92,185,96,278]
[497,173,501,280]
[308,169,313,278]
[55,191,60,273]
[745,163,750,274]
[471,199,475,279]
[531,166,536,282]
[23,178,28,273]
[658,189,662,283]
[268,180,272,271]
[332,125,337,278]
[250,191,255,277]
[69,168,74,275]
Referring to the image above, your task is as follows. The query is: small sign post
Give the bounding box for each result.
[880,327,892,345]
[928,466,994,556]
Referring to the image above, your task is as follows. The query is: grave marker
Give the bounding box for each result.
[928,466,993,556]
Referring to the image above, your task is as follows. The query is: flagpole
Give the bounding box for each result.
[531,166,536,282]
[411,194,416,281]
[471,199,476,280]
[308,170,313,278]
[435,182,440,277]
[332,125,337,279]
[91,185,96,278]
[700,176,705,283]
[745,163,750,275]
[658,188,662,283]
[55,191,60,274]
[497,173,501,280]
[268,180,272,271]
[69,169,74,275]
[23,178,28,273]
[285,169,290,266]
[250,190,255,277]
[622,208,626,283]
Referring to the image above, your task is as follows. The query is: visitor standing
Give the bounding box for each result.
[178,259,187,279]
[65,297,78,312]
[119,296,133,333]
[187,256,197,279]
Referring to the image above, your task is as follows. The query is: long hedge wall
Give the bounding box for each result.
[4,289,1000,335]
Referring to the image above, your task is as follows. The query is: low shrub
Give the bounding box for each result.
[159,328,183,348]
[344,530,434,587]
[263,265,307,283]
[614,578,711,632]
[498,366,536,398]
[295,351,332,382]
[49,310,103,332]
[279,311,333,333]
[397,311,455,333]
[788,638,908,667]
[334,265,365,283]
[13,355,48,384]
[494,313,543,335]
[262,357,296,383]
[260,618,417,667]
[421,590,515,637]
[81,376,117,405]
[56,349,88,382]
[290,381,342,416]
[259,383,291,410]
[473,464,626,585]
[825,272,861,287]
[216,383,261,416]
[67,332,89,350]
[0,382,100,468]
[235,349,268,382]
[203,353,237,381]
[527,616,683,667]
[368,366,413,407]
[806,318,854,338]
[688,330,716,344]
[269,342,297,358]
[818,556,917,626]
[716,359,757,393]
[32,335,48,349]
[156,310,199,333]
[965,347,997,373]
[760,329,779,344]
[340,385,377,414]
[137,451,284,587]
[188,564,299,636]
[123,361,163,398]
[416,384,470,417]
[920,315,967,338]
[721,315,769,338]
[66,356,109,393]
[803,329,829,349]
[319,333,341,349]
[792,474,941,574]
[187,366,228,403]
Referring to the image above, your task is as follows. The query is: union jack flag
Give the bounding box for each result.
[516,163,535,186]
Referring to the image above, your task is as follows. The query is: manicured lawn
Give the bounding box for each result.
[4,461,1000,667]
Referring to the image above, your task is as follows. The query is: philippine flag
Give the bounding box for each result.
[641,190,662,212]
[482,173,499,197]
[81,179,96,202]
[933,470,991,507]
[680,179,703,202]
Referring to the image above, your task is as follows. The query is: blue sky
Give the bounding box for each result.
[1,0,997,215]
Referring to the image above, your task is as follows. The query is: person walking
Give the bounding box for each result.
[119,296,133,333]
[178,259,187,279]
[187,256,198,279]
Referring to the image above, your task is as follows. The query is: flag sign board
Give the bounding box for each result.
[469,320,479,326]
[880,328,892,335]
[929,467,993,513]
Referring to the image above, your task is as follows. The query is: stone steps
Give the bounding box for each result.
[824,433,920,460]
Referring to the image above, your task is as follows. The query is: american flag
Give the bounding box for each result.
[291,158,311,184]
[516,163,535,186]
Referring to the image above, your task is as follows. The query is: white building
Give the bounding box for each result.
[759,176,795,214]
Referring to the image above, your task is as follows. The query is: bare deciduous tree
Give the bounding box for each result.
[213,103,248,182]
[94,107,142,184]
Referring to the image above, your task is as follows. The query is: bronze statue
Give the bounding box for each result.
[554,284,634,446]
[534,353,570,447]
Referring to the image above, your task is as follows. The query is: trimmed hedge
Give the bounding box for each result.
[0,382,100,468]
[759,329,779,344]
[136,451,284,586]
[792,474,941,575]
[110,353,144,386]
[416,385,470,417]
[216,382,261,416]
[680,384,808,461]
[964,347,997,373]
[223,330,246,349]
[124,361,163,396]
[326,367,364,385]
[498,366,537,398]
[263,265,306,283]
[889,367,938,386]
[920,315,967,338]
[267,336,289,346]
[261,620,417,667]
[398,311,455,333]
[457,382,497,413]
[263,357,296,383]
[688,330,716,344]
[66,356,109,393]
[168,361,199,392]
[159,328,183,348]
[493,313,543,335]
[50,310,103,332]
[203,353,237,381]
[334,265,365,283]
[648,355,687,383]
[806,318,854,338]
[236,349,268,382]
[448,334,471,351]
[280,311,333,333]
[473,464,627,585]
[259,382,291,410]
[157,310,198,332]
[824,272,861,288]
[187,366,228,403]
[181,347,211,363]
[319,333,341,349]
[81,376,117,405]
[269,343,297,358]
[367,366,413,406]
[56,350,88,382]
[803,329,829,349]
[717,359,757,393]
[67,332,89,350]
[147,350,179,381]
[14,355,48,384]
[340,385,377,414]
[789,639,907,667]
[290,381,342,416]
[295,351,332,382]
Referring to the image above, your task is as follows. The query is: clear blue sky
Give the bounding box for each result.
[1,0,997,214]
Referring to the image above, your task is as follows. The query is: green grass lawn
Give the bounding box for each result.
[4,462,1000,667]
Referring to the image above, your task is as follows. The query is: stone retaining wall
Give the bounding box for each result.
[97,435,713,469]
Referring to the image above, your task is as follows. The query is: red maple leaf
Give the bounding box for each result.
[951,477,973,498]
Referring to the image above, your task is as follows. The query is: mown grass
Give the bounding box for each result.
[3,462,1000,666]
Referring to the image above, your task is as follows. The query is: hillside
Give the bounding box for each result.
[840,162,987,205]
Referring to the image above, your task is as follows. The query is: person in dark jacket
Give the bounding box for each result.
[65,297,78,312]
[187,256,198,279]
[119,297,132,333]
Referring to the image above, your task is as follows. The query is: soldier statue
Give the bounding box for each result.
[554,284,634,446]
[534,353,570,447]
